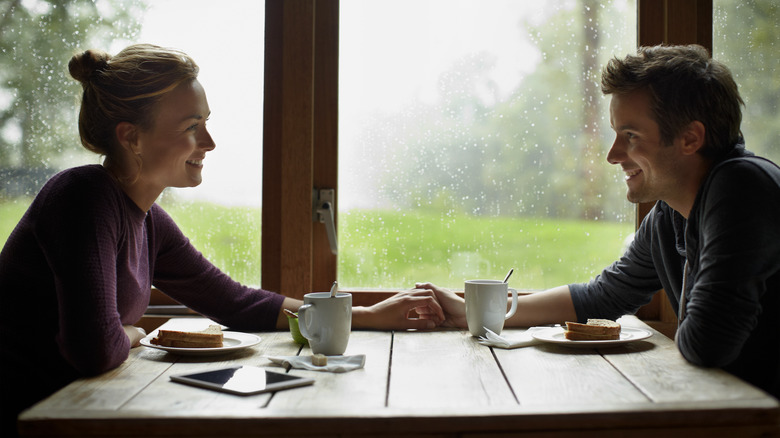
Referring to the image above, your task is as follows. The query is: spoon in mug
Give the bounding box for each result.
[329,280,339,297]
[503,269,514,284]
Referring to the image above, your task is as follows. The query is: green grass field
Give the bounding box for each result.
[0,199,29,242]
[1,200,633,290]
[338,209,633,290]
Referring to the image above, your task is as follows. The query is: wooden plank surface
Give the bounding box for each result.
[602,317,771,404]
[267,330,392,411]
[18,317,780,438]
[495,328,649,406]
[387,330,517,410]
[25,343,173,412]
[122,331,299,412]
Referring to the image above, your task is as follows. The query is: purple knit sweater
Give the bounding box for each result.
[0,165,285,420]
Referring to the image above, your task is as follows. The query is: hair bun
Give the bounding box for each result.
[68,49,111,83]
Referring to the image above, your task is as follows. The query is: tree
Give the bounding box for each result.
[714,0,780,161]
[367,1,635,222]
[0,0,143,197]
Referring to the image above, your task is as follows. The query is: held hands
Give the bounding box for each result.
[355,282,469,330]
[413,282,468,329]
[338,282,470,330]
[355,288,446,330]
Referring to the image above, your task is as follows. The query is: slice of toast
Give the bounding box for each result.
[564,319,620,340]
[151,324,224,348]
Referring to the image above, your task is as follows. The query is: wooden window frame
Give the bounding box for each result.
[633,0,712,329]
[261,0,339,299]
[261,0,714,316]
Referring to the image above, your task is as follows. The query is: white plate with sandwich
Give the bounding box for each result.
[532,319,651,348]
[140,325,261,356]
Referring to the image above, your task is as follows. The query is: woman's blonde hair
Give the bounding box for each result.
[68,44,199,159]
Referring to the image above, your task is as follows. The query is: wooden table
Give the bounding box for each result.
[19,316,779,437]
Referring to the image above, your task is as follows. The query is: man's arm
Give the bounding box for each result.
[414,283,577,328]
[507,285,578,327]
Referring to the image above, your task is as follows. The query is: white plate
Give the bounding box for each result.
[532,326,652,348]
[140,331,261,356]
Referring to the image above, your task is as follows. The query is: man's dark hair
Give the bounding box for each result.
[601,44,744,159]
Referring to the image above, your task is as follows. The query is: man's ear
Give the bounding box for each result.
[680,120,706,156]
[115,122,140,155]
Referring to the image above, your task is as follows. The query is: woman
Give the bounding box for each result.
[0,44,443,436]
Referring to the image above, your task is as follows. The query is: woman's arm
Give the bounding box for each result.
[276,290,445,330]
[35,168,136,375]
[275,296,303,329]
[123,325,147,347]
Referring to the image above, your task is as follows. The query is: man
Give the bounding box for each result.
[417,45,780,399]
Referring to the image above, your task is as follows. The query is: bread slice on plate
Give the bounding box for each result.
[151,324,224,348]
[564,319,621,341]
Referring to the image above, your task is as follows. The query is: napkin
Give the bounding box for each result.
[477,326,549,349]
[265,355,366,373]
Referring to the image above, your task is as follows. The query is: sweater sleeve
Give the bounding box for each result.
[676,159,780,367]
[569,205,665,322]
[147,205,285,331]
[33,171,131,375]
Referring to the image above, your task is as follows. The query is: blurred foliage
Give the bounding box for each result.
[364,0,778,222]
[0,0,144,196]
[364,1,635,222]
[714,0,780,162]
[2,0,776,206]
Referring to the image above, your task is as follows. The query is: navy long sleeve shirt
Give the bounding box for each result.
[570,146,780,399]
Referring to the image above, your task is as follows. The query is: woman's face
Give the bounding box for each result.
[135,79,215,191]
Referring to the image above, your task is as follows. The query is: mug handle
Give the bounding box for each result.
[297,304,321,343]
[505,288,518,320]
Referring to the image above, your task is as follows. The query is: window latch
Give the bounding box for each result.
[313,188,338,255]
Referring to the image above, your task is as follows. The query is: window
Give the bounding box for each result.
[4,1,775,311]
[714,0,780,164]
[1,0,141,244]
[138,1,264,287]
[338,1,637,290]
[0,0,264,287]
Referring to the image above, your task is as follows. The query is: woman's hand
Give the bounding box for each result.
[123,325,147,348]
[413,282,468,329]
[353,289,445,330]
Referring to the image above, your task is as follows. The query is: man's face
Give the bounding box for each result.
[607,90,687,205]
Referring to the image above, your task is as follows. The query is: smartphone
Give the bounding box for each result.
[170,366,314,395]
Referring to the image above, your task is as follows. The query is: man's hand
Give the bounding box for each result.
[414,282,468,329]
[353,289,445,330]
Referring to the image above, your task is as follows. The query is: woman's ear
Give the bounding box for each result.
[680,120,706,156]
[115,122,140,155]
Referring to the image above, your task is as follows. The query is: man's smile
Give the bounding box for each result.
[623,168,641,181]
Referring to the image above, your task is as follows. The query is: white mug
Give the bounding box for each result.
[297,292,352,355]
[464,280,518,337]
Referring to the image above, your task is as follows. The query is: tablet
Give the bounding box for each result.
[170,366,314,395]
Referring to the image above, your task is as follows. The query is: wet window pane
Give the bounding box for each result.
[0,0,263,286]
[714,0,780,164]
[339,1,637,289]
